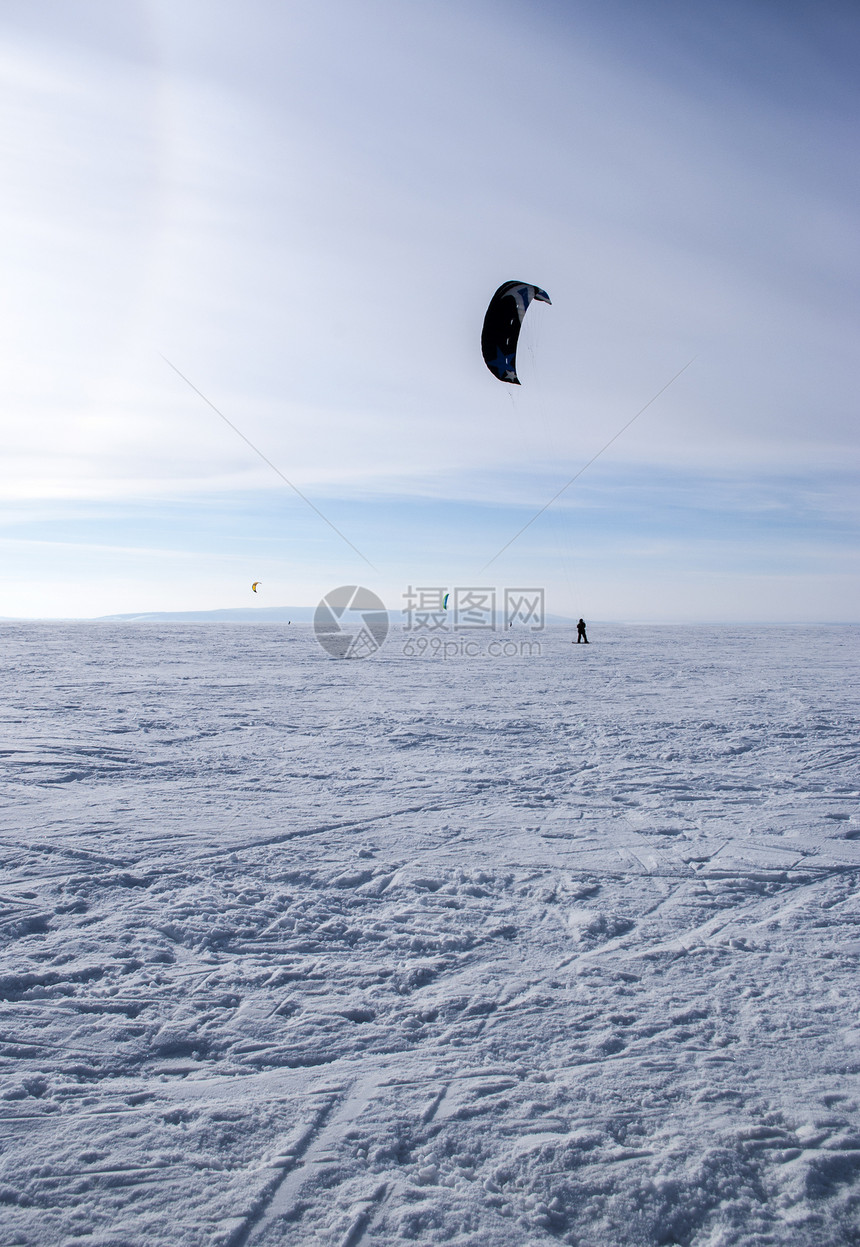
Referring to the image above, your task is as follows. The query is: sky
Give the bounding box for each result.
[1,0,858,622]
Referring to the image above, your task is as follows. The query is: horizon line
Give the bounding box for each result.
[0,613,857,627]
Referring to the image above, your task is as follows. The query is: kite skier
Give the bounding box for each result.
[575,618,589,644]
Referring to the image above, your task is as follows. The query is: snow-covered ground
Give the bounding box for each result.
[1,623,859,1247]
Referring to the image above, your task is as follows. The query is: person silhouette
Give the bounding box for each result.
[576,618,588,644]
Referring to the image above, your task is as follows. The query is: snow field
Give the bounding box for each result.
[1,623,859,1245]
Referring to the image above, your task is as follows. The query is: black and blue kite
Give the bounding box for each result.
[481,280,551,384]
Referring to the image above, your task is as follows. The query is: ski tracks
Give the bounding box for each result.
[227,1069,383,1247]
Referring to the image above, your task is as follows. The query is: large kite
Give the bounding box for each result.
[481,281,551,384]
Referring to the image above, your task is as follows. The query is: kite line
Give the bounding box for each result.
[161,356,378,572]
[479,357,696,572]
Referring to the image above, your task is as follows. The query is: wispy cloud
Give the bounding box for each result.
[0,0,857,618]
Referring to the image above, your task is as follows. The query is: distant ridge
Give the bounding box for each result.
[94,606,577,625]
[96,606,316,623]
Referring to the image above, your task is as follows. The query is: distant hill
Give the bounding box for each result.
[96,606,317,623]
[95,605,575,625]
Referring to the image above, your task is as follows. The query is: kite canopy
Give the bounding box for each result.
[481,281,551,384]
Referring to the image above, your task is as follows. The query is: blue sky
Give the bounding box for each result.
[1,0,857,620]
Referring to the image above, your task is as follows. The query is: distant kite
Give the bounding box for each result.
[481,281,551,384]
[251,582,261,593]
[443,593,449,610]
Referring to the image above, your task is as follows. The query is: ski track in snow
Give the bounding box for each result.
[0,622,859,1246]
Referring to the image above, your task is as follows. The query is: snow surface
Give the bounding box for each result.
[1,622,859,1247]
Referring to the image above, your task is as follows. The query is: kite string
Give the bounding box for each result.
[480,356,696,573]
[526,332,579,611]
[160,355,378,573]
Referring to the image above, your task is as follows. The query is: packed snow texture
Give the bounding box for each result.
[1,623,859,1247]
